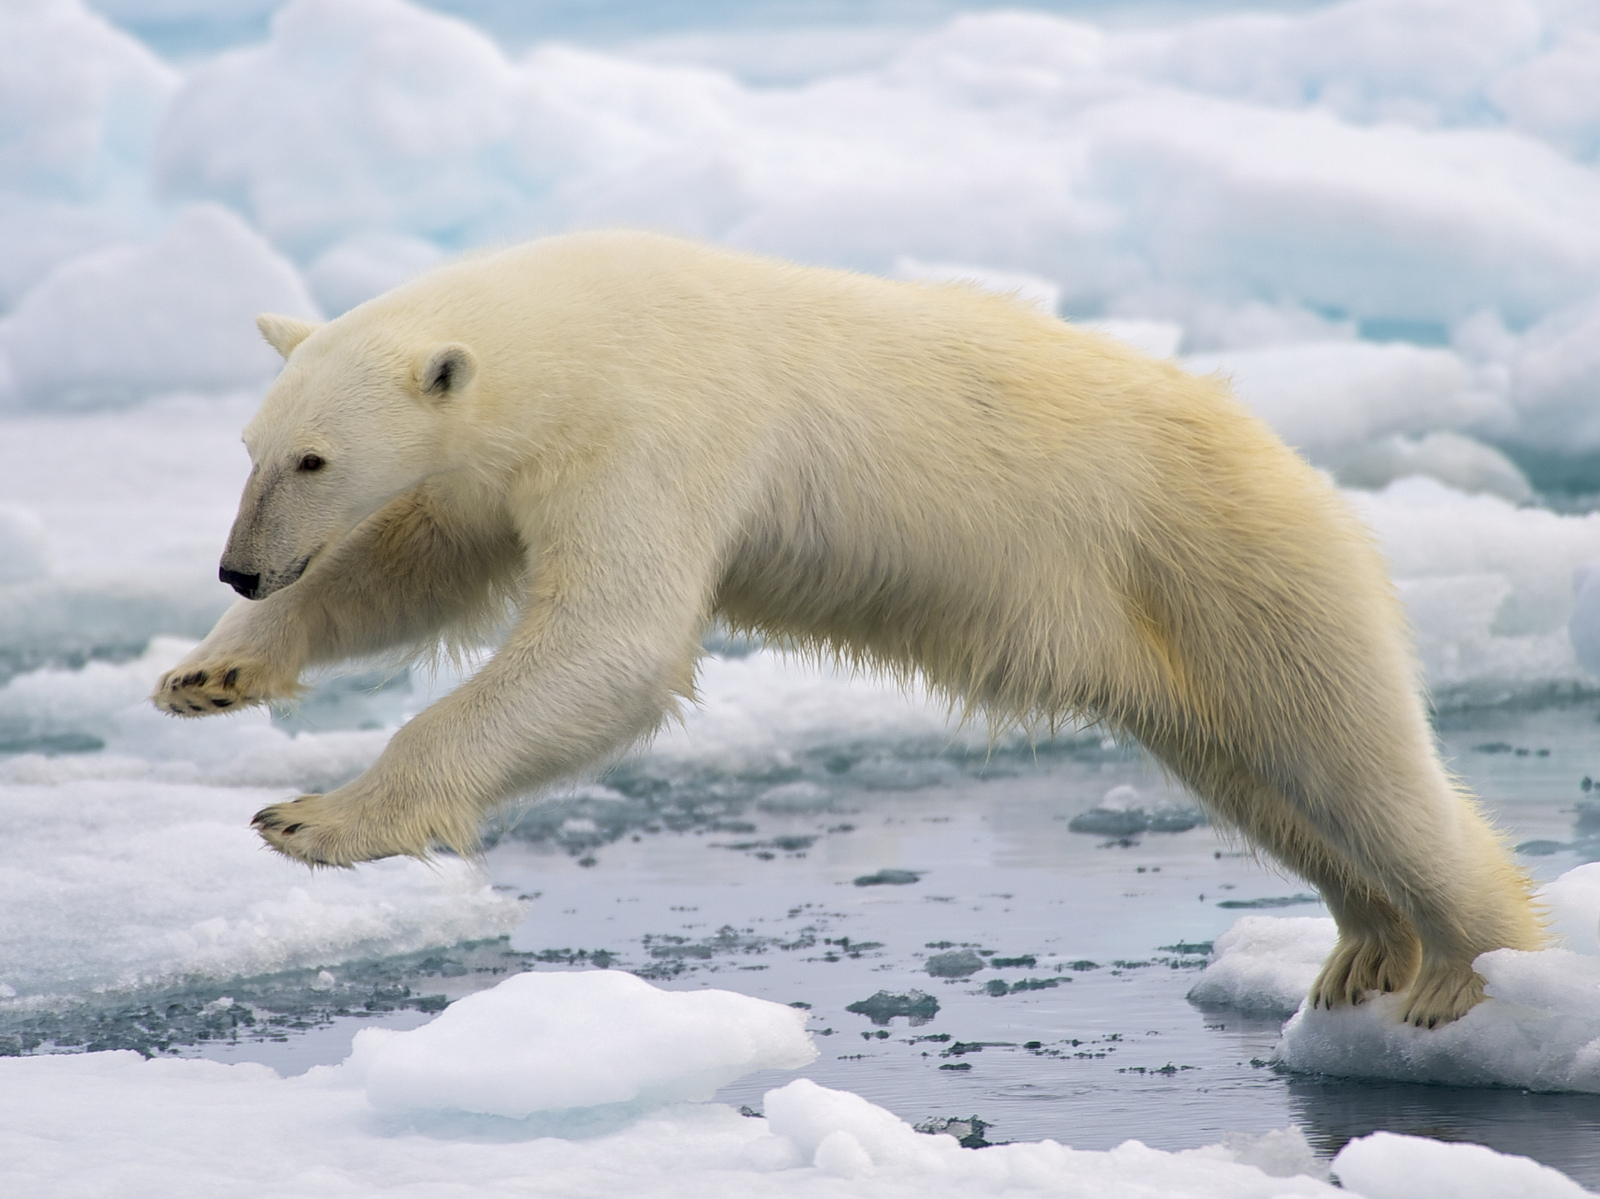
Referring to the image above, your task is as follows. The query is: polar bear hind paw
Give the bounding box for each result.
[153,660,274,717]
[1397,963,1486,1028]
[1310,930,1420,1010]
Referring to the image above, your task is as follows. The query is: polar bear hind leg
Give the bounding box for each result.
[1133,704,1537,1027]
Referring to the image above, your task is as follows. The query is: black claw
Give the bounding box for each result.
[223,669,239,687]
[193,670,208,685]
[281,823,302,836]
[212,699,232,708]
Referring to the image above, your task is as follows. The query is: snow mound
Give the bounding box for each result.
[1,204,318,409]
[1351,478,1600,706]
[352,970,816,1117]
[1183,341,1505,456]
[0,0,175,306]
[1187,916,1337,1016]
[1333,1130,1595,1199]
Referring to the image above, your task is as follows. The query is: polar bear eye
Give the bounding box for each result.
[298,453,326,473]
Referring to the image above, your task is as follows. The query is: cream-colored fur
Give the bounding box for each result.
[152,231,1541,1027]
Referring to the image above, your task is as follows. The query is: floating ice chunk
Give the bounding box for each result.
[1333,1130,1593,1199]
[1188,868,1600,1091]
[1186,915,1337,1016]
[1195,864,1600,1031]
[1183,341,1505,455]
[0,506,48,585]
[893,256,1061,314]
[1327,432,1533,503]
[1,205,318,409]
[1277,948,1600,1092]
[350,970,816,1117]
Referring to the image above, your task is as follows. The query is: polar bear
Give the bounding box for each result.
[153,231,1539,1027]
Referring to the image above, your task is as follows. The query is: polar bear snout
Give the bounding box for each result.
[219,566,261,599]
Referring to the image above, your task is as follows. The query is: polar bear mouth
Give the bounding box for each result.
[280,553,314,588]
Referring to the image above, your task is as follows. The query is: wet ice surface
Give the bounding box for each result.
[107,696,1596,1187]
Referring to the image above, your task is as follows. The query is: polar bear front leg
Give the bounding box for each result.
[251,496,711,865]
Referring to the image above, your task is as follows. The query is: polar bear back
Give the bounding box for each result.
[339,232,1409,747]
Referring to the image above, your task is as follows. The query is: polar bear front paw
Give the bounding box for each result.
[152,659,279,717]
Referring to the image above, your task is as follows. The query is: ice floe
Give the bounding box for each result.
[1190,864,1600,1095]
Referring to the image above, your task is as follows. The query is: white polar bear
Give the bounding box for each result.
[153,231,1540,1027]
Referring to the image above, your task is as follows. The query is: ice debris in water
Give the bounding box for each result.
[350,970,817,1117]
[853,869,922,886]
[844,990,940,1026]
[1189,865,1600,1094]
[1068,784,1206,836]
[924,950,986,978]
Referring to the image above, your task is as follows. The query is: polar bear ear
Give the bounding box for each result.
[256,313,320,359]
[416,343,478,402]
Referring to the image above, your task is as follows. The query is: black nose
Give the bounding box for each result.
[220,567,261,599]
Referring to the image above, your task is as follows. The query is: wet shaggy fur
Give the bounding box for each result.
[153,231,1541,1027]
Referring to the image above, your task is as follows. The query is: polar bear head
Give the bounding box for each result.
[220,312,478,599]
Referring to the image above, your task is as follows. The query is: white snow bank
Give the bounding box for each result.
[0,204,318,409]
[1184,341,1505,456]
[0,1047,1351,1198]
[1189,866,1600,1093]
[0,0,174,305]
[155,0,527,258]
[1352,478,1600,705]
[1333,1131,1594,1199]
[351,970,816,1116]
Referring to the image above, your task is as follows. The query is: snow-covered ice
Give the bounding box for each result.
[5,967,1594,1197]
